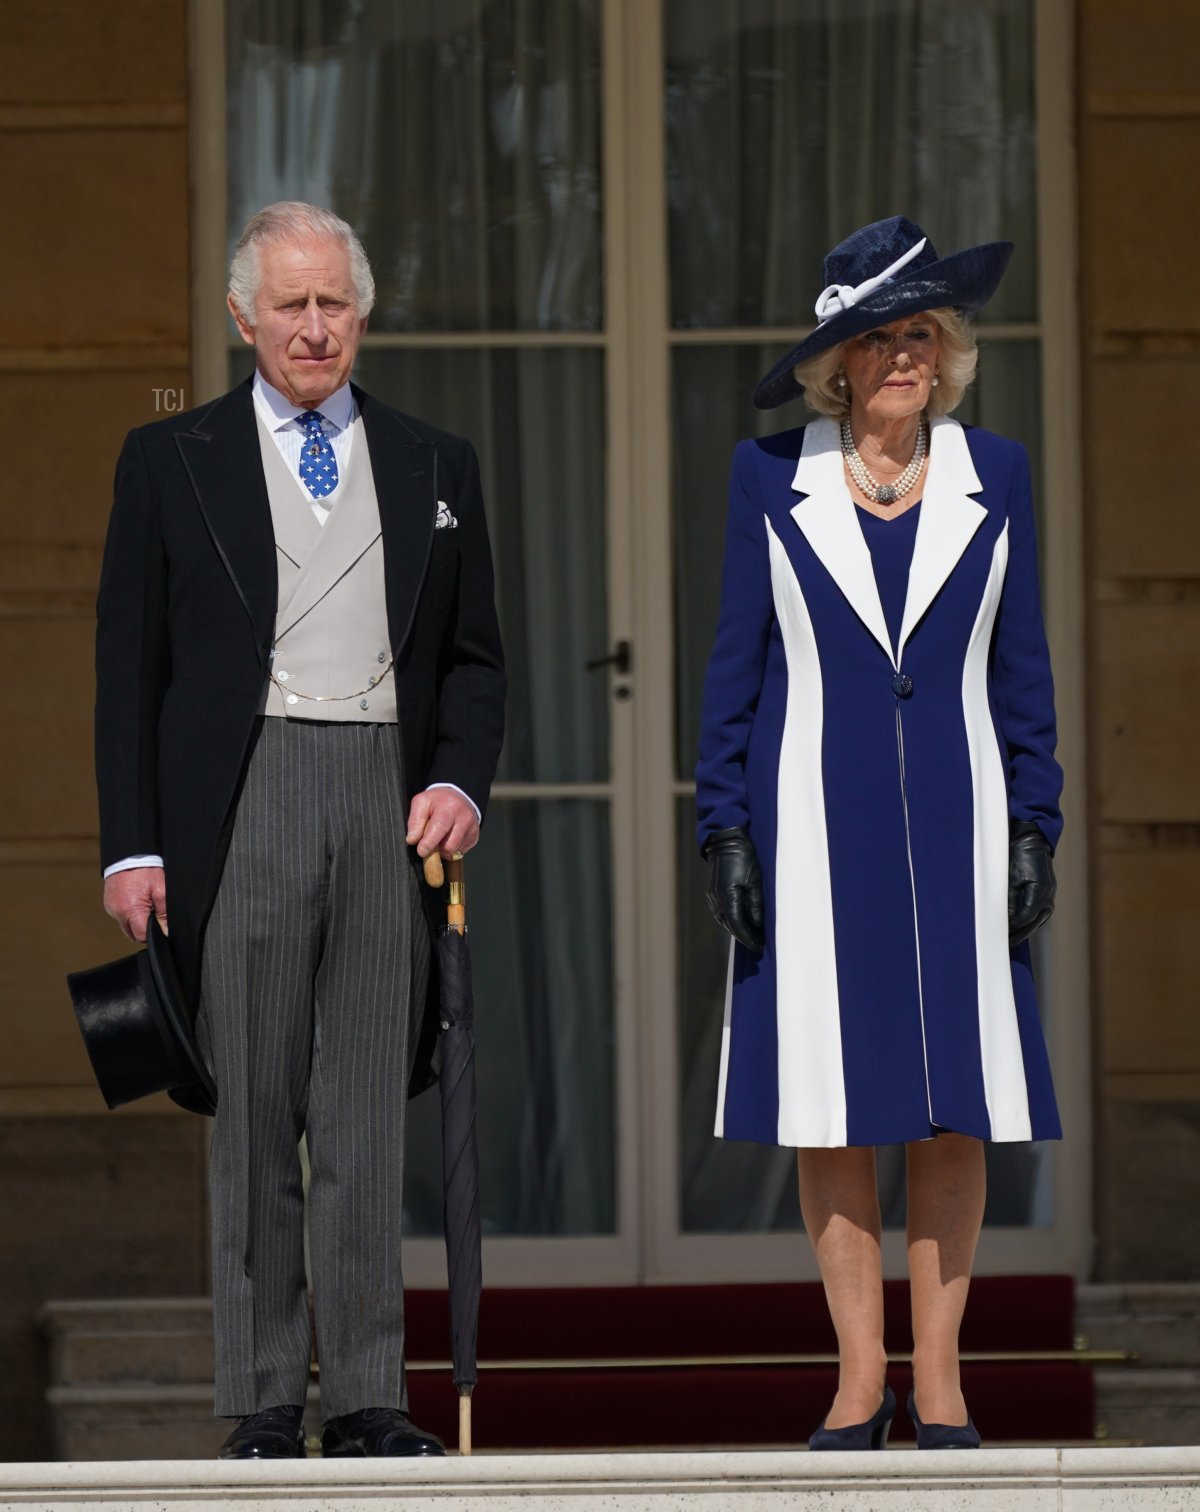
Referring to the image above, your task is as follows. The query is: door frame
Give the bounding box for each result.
[627,0,1091,1283]
[188,0,1090,1287]
[188,0,645,1288]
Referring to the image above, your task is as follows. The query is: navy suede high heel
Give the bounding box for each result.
[907,1389,981,1449]
[808,1384,896,1451]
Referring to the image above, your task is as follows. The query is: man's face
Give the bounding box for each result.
[229,235,367,408]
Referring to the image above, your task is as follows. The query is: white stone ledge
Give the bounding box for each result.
[1,1448,1199,1510]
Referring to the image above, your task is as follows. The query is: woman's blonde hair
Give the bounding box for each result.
[792,307,977,419]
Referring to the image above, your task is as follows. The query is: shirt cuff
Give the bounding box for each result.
[425,783,482,824]
[103,855,164,879]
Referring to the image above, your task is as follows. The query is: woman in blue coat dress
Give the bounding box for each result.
[696,217,1061,1451]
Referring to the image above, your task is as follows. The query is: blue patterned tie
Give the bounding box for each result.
[297,410,339,499]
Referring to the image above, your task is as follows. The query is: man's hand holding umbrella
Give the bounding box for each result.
[406,788,480,859]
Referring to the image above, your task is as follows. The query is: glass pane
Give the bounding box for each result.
[355,347,610,783]
[955,337,1043,515]
[233,343,611,783]
[671,342,795,780]
[405,797,615,1237]
[227,0,603,331]
[671,340,1044,779]
[664,0,1037,328]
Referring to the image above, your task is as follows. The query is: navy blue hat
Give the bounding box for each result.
[753,215,1014,410]
[67,916,217,1116]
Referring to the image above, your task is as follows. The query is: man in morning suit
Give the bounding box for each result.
[95,201,506,1458]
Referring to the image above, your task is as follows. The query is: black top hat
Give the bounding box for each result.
[67,916,217,1116]
[753,215,1014,410]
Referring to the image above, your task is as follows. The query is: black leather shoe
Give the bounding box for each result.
[217,1405,306,1459]
[908,1389,981,1449]
[321,1407,446,1458]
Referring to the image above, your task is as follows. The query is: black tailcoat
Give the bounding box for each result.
[95,379,506,1099]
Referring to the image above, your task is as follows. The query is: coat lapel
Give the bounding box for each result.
[896,417,986,659]
[177,382,439,664]
[790,418,894,663]
[356,387,438,655]
[175,382,277,663]
[790,415,988,668]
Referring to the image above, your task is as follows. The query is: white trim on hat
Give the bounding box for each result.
[813,237,928,324]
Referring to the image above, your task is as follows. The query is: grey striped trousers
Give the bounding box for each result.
[195,717,427,1420]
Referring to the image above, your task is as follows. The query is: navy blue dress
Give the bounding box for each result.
[857,501,922,659]
[696,417,1062,1149]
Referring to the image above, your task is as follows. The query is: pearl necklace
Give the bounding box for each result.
[840,417,928,505]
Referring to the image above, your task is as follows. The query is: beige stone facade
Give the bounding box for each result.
[0,0,206,1461]
[2,0,1197,1461]
[1079,0,1200,1279]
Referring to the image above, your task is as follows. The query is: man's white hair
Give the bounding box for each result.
[228,201,376,324]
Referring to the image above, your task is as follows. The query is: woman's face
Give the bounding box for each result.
[840,316,941,429]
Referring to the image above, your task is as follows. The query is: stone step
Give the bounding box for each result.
[42,1300,216,1388]
[51,1332,215,1390]
[1095,1368,1200,1447]
[2,1447,1200,1510]
[40,1298,1098,1458]
[1074,1285,1200,1446]
[1076,1285,1200,1367]
[45,1292,1200,1461]
[44,1383,326,1463]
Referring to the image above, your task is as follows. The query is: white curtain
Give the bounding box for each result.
[227,0,614,1237]
[226,0,1050,1241]
[664,0,1036,331]
[666,0,1050,1232]
[228,0,602,331]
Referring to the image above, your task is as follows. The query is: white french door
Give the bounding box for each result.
[196,0,1088,1288]
[623,0,1089,1284]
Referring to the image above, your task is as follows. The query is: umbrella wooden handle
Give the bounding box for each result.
[422,852,465,934]
[459,1393,472,1456]
[447,855,466,935]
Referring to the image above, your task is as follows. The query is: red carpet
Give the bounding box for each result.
[400,1277,1094,1450]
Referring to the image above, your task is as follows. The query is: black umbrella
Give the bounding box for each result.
[423,852,482,1455]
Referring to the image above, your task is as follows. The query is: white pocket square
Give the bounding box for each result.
[435,500,458,530]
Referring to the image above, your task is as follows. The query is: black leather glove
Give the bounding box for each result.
[703,826,765,954]
[1009,819,1056,947]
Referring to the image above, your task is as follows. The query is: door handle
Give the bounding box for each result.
[585,639,632,675]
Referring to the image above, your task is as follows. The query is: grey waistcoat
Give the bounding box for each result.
[257,414,397,724]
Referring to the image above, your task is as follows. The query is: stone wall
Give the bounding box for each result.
[1,0,1198,1465]
[0,0,207,1461]
[1079,0,1200,1279]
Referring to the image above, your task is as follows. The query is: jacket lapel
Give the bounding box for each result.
[790,416,988,668]
[356,387,437,655]
[896,417,986,659]
[175,382,277,663]
[176,382,439,663]
[790,418,894,663]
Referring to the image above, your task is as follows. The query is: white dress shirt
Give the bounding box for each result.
[103,374,478,880]
[252,371,355,525]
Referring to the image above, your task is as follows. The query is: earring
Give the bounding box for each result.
[836,372,847,388]
[931,375,940,387]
